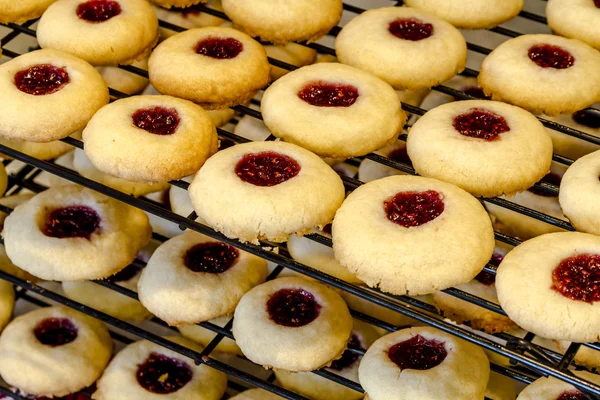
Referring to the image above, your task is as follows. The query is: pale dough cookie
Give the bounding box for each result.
[333,175,495,296]
[261,63,405,158]
[407,100,553,197]
[336,7,467,90]
[0,306,112,397]
[0,49,108,143]
[138,231,268,326]
[265,43,317,81]
[229,389,283,400]
[496,232,600,342]
[404,0,524,29]
[97,58,148,95]
[359,326,490,400]
[149,27,270,109]
[178,316,241,355]
[93,335,227,400]
[37,0,159,66]
[83,95,218,183]
[479,34,600,116]
[547,0,600,50]
[357,140,411,183]
[153,1,225,39]
[189,141,345,244]
[0,131,80,161]
[221,0,342,45]
[0,0,57,23]
[3,185,151,281]
[517,371,600,399]
[0,280,14,333]
[544,108,600,161]
[232,277,353,372]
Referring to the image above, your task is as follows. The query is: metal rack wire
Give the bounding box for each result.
[1,1,600,399]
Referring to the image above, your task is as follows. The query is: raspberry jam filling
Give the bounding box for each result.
[596,0,600,8]
[384,190,444,228]
[107,264,143,283]
[297,82,359,107]
[14,65,70,96]
[474,252,504,286]
[34,318,78,347]
[453,109,510,140]
[43,206,100,240]
[184,242,239,273]
[528,44,575,69]
[329,334,362,371]
[572,110,600,129]
[388,335,447,370]
[388,147,412,167]
[557,391,590,400]
[195,37,244,59]
[136,353,193,394]
[76,0,121,22]
[235,152,301,187]
[389,18,433,41]
[132,107,180,136]
[267,288,321,327]
[552,254,600,303]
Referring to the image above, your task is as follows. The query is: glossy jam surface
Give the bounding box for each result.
[453,109,510,140]
[572,110,600,129]
[552,254,600,303]
[195,37,243,59]
[267,289,321,327]
[474,252,504,286]
[384,190,444,228]
[298,82,359,107]
[389,18,433,41]
[388,335,447,370]
[528,44,575,69]
[329,334,362,371]
[137,353,193,394]
[132,107,180,136]
[34,318,78,347]
[556,391,590,400]
[184,242,239,273]
[76,0,121,22]
[107,264,143,283]
[14,65,69,96]
[235,152,301,187]
[388,147,412,167]
[43,206,100,240]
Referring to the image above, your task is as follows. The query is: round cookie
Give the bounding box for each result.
[153,1,226,39]
[97,58,148,95]
[547,0,600,50]
[0,131,80,161]
[0,306,112,397]
[221,0,342,45]
[229,389,283,400]
[335,7,467,90]
[149,27,270,109]
[37,0,159,66]
[0,0,57,23]
[189,141,345,244]
[479,34,600,115]
[407,100,553,197]
[232,277,353,372]
[261,63,405,158]
[0,49,108,143]
[496,232,600,342]
[357,140,411,183]
[0,280,14,333]
[332,175,495,296]
[94,335,227,400]
[3,185,151,281]
[516,371,600,400]
[359,326,490,400]
[178,316,241,355]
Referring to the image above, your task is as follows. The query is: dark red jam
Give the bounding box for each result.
[43,206,100,240]
[552,254,600,303]
[528,44,575,69]
[14,65,69,96]
[329,334,362,371]
[195,37,243,59]
[107,264,143,283]
[297,82,359,107]
[235,152,301,187]
[34,318,78,347]
[76,0,121,22]
[528,171,562,197]
[267,289,321,327]
[572,110,600,129]
[132,107,180,136]
[389,18,433,41]
[453,109,510,140]
[388,147,412,167]
[557,391,590,400]
[388,335,447,370]
[384,190,444,228]
[461,86,490,100]
[136,353,193,394]
[184,242,239,273]
[596,0,600,8]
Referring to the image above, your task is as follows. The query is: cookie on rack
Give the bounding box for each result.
[37,0,159,66]
[0,49,108,143]
[0,131,80,161]
[336,7,467,90]
[479,34,600,115]
[0,0,57,23]
[547,0,600,50]
[153,1,226,40]
[96,58,148,95]
[0,306,112,397]
[0,280,14,333]
[516,371,600,400]
[179,315,241,355]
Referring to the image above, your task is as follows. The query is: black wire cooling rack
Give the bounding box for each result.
[1,1,600,399]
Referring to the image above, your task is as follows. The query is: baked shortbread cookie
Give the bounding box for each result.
[229,389,283,400]
[149,27,270,109]
[232,277,353,372]
[93,335,227,400]
[517,371,600,400]
[0,280,14,333]
[0,49,108,142]
[37,0,159,66]
[496,232,600,342]
[178,316,241,355]
[189,141,345,244]
[261,63,405,159]
[547,0,600,50]
[221,0,342,45]
[3,185,151,281]
[359,326,490,400]
[357,141,411,183]
[479,34,600,115]
[336,7,467,90]
[97,58,148,95]
[407,100,553,197]
[0,306,112,397]
[0,0,57,23]
[153,1,226,40]
[332,175,495,296]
